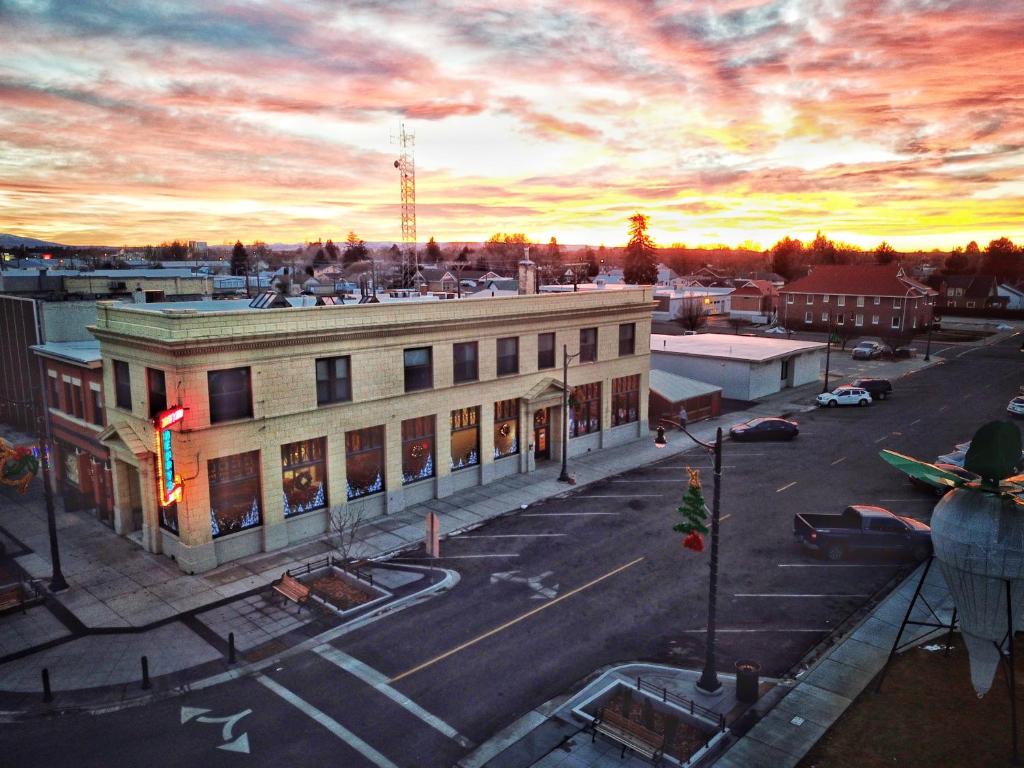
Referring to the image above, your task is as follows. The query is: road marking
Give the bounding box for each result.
[389,556,645,684]
[490,570,559,599]
[577,494,663,498]
[830,457,846,466]
[909,418,921,426]
[719,514,733,523]
[777,563,895,568]
[650,465,740,470]
[874,436,888,443]
[312,646,471,747]
[459,533,567,538]
[181,707,251,754]
[680,628,829,634]
[776,481,797,493]
[257,675,400,768]
[393,554,519,560]
[734,593,870,598]
[520,512,619,517]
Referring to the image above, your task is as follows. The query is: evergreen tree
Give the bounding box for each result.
[623,213,658,284]
[874,241,897,265]
[426,236,442,262]
[230,240,249,276]
[324,239,340,261]
[343,231,368,266]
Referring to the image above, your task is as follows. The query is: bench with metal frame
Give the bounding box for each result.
[591,706,664,763]
[0,582,27,614]
[273,573,311,611]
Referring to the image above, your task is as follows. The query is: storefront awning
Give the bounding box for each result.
[98,421,151,459]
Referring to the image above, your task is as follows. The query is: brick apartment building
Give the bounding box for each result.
[778,265,935,336]
[91,287,654,573]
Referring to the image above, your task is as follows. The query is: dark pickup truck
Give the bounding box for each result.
[794,505,931,562]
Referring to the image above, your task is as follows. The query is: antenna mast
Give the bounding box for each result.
[392,122,417,283]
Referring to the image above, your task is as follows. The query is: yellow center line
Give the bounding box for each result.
[388,556,646,684]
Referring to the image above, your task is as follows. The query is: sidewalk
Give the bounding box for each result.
[0,348,941,711]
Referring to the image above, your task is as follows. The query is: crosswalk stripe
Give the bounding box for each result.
[313,645,471,748]
[257,675,400,768]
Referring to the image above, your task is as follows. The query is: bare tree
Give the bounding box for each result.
[331,507,365,563]
[676,298,709,332]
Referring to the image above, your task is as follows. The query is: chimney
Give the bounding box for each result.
[419,283,429,296]
[517,248,536,296]
[132,283,146,304]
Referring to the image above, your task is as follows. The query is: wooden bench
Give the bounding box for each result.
[273,574,311,612]
[0,583,26,614]
[591,707,665,764]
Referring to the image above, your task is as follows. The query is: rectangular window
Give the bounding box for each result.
[114,359,132,410]
[579,328,597,362]
[402,416,435,484]
[822,294,830,303]
[872,315,879,325]
[893,297,903,309]
[837,295,846,307]
[147,368,166,419]
[806,295,813,305]
[89,389,104,427]
[345,426,385,499]
[537,333,556,369]
[804,311,812,323]
[874,296,881,305]
[618,323,636,356]
[947,288,955,297]
[781,358,790,381]
[494,399,520,459]
[208,451,262,538]
[855,314,864,326]
[404,347,433,392]
[821,312,829,322]
[450,406,479,471]
[70,382,83,419]
[316,356,351,405]
[47,372,60,411]
[836,313,844,324]
[786,294,794,304]
[208,367,253,423]
[856,296,865,307]
[611,375,640,427]
[570,382,601,437]
[891,316,901,328]
[281,438,327,517]
[496,337,519,376]
[452,342,478,383]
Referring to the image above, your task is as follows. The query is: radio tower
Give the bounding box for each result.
[392,122,417,283]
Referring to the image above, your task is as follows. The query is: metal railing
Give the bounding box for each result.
[286,554,374,587]
[635,677,726,730]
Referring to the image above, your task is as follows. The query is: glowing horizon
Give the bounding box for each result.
[1,1,1022,251]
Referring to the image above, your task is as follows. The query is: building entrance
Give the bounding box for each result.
[533,408,550,459]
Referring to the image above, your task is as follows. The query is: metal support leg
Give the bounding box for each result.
[944,607,957,658]
[1007,579,1020,766]
[876,557,934,694]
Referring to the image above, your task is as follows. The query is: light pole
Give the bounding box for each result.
[655,421,724,695]
[558,343,581,483]
[821,312,834,394]
[924,300,934,361]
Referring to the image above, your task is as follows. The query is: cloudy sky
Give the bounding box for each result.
[1,0,1022,249]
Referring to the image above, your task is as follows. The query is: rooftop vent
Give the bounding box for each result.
[249,291,291,309]
[316,296,344,306]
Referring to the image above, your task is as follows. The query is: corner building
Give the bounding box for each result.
[91,289,654,573]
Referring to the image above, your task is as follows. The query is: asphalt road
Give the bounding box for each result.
[2,334,1020,768]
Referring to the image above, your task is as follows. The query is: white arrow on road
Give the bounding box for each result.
[181,706,252,755]
[490,570,559,599]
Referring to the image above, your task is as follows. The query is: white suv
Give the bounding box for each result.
[816,386,873,408]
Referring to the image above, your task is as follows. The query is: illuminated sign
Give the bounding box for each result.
[153,407,184,507]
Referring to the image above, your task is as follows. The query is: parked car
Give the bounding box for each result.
[794,505,932,562]
[851,341,885,360]
[909,463,981,497]
[893,346,915,359]
[729,417,799,442]
[1008,396,1024,418]
[816,386,872,408]
[851,378,893,401]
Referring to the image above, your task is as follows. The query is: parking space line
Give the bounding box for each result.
[909,418,921,426]
[777,563,895,568]
[258,675,401,768]
[389,556,645,684]
[680,628,829,634]
[459,533,567,538]
[719,514,732,523]
[313,645,471,747]
[577,494,663,498]
[608,479,689,484]
[878,498,933,502]
[521,512,619,517]
[734,593,870,598]
[394,554,519,560]
[874,435,888,443]
[776,481,797,493]
[830,457,846,466]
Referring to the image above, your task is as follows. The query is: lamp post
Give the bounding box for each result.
[655,420,724,695]
[924,302,934,361]
[821,313,834,394]
[558,344,581,483]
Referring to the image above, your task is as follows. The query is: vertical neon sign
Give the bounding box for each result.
[153,407,184,506]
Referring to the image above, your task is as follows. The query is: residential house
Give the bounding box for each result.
[929,274,1005,311]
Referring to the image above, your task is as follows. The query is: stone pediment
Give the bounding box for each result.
[98,421,151,459]
[523,377,567,404]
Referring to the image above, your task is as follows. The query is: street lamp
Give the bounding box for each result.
[821,313,835,394]
[558,344,581,483]
[924,300,934,361]
[655,420,724,695]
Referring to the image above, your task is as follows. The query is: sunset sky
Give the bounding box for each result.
[1,0,1022,250]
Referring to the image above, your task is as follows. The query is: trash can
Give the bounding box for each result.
[735,659,761,703]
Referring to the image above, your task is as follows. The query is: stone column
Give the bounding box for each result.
[521,401,532,474]
[110,457,132,535]
[479,402,495,486]
[384,418,405,514]
[435,409,453,498]
[137,453,162,554]
[261,445,288,552]
[326,433,348,534]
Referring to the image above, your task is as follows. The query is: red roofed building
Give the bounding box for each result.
[779,265,936,335]
[729,280,779,322]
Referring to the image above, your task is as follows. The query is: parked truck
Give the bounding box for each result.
[794,505,931,562]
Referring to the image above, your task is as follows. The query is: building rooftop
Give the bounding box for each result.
[650,333,825,363]
[31,340,102,365]
[649,369,722,401]
[782,265,935,297]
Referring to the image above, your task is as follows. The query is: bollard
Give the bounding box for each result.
[42,668,52,703]
[228,632,236,665]
[141,655,151,690]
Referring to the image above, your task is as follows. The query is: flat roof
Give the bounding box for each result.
[31,340,102,365]
[649,369,722,401]
[650,333,826,363]
[133,293,445,313]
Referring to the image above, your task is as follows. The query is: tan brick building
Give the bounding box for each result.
[91,289,654,573]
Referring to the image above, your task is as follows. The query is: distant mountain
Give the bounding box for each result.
[0,233,63,248]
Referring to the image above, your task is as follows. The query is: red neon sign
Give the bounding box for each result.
[155,407,185,430]
[153,407,184,507]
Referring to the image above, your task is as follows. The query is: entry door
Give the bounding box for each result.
[533,409,550,459]
[126,465,143,532]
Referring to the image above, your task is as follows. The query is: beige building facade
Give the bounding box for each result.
[91,289,654,573]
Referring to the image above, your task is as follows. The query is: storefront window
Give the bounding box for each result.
[569,382,601,437]
[402,416,435,484]
[494,399,519,459]
[281,438,328,516]
[450,406,479,470]
[208,451,262,538]
[160,502,178,534]
[612,375,640,426]
[346,426,385,499]
[63,446,80,487]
